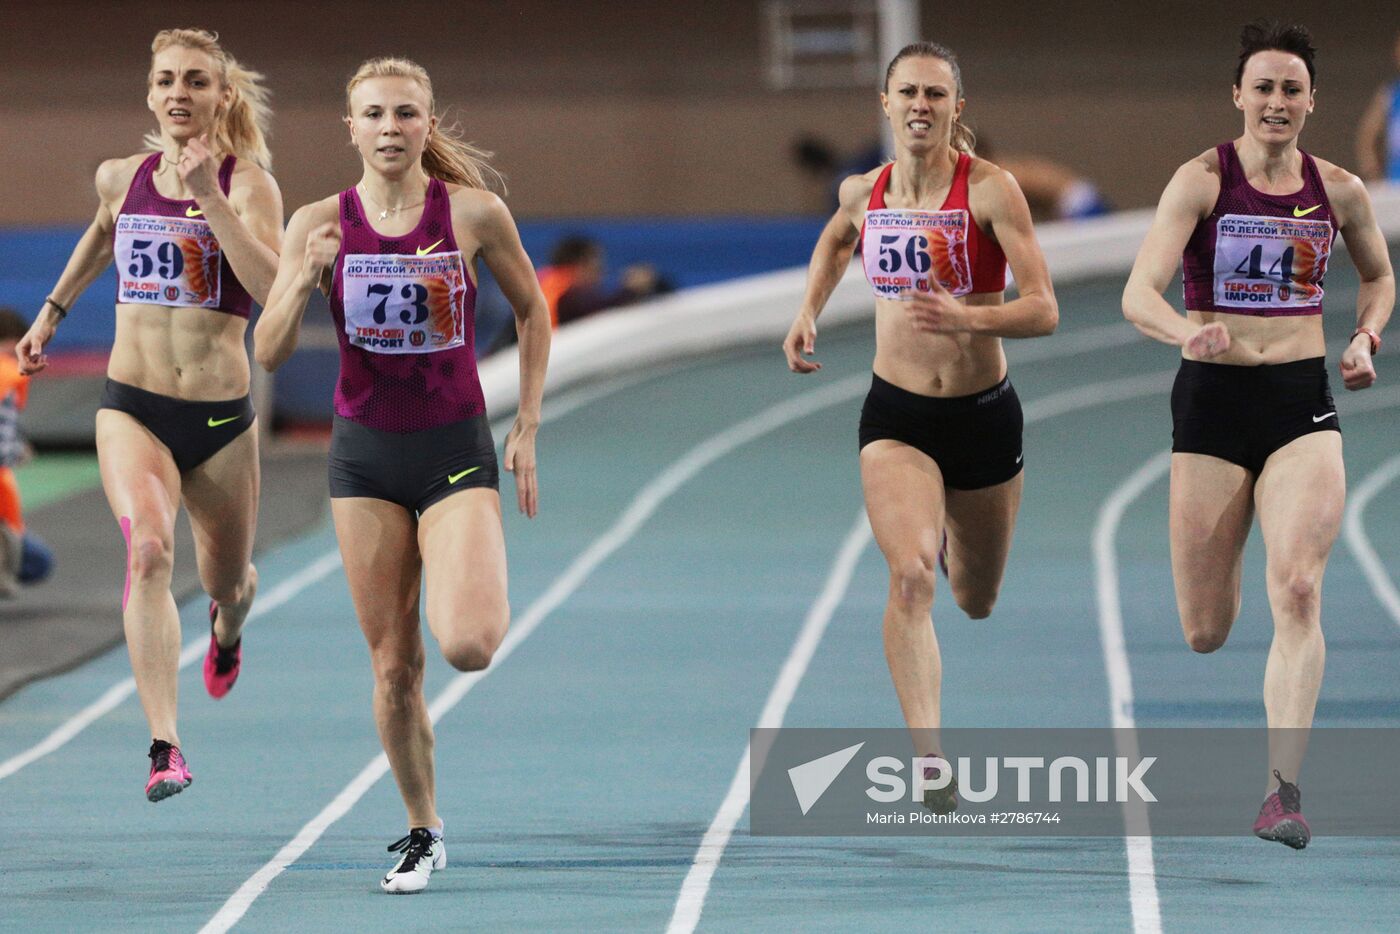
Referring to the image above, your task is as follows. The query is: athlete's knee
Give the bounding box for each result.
[439,629,502,673]
[1270,569,1322,620]
[126,525,174,583]
[889,556,936,612]
[1177,592,1236,652]
[1184,627,1229,653]
[952,583,997,620]
[371,646,425,703]
[205,565,253,608]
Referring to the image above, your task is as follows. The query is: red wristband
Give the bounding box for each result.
[1352,327,1382,355]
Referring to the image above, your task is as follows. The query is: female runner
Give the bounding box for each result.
[1123,21,1394,849]
[16,28,282,801]
[255,58,549,893]
[783,42,1058,813]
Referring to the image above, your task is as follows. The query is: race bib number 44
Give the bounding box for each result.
[1213,213,1332,310]
[342,252,468,354]
[863,209,973,300]
[114,214,222,307]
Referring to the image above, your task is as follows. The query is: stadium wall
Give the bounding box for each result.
[1,0,1394,223]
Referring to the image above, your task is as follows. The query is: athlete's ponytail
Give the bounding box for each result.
[345,57,506,194]
[883,41,977,155]
[144,28,273,170]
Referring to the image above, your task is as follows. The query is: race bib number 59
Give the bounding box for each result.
[862,209,973,300]
[342,252,468,354]
[1213,213,1332,309]
[114,214,222,307]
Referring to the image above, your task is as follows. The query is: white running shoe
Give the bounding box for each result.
[380,828,446,894]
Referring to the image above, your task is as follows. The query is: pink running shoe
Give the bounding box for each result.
[203,600,242,699]
[146,739,193,802]
[1253,769,1311,850]
[919,754,959,815]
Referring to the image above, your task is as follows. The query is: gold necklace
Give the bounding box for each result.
[359,184,426,222]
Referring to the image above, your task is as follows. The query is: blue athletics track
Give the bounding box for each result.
[2,265,1398,933]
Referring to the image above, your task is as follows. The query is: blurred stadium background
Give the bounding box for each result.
[2,2,1399,930]
[3,0,1395,427]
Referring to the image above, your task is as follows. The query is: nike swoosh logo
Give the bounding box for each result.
[1015,453,1024,464]
[416,238,445,256]
[207,415,240,428]
[1293,204,1321,217]
[448,466,481,484]
[1312,412,1337,423]
[186,206,204,217]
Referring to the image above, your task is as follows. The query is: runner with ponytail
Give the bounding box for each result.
[15,27,283,802]
[255,56,550,893]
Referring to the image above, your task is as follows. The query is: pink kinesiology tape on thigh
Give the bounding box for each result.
[120,516,132,611]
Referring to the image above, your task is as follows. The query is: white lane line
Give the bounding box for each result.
[0,550,342,782]
[668,511,871,934]
[668,370,1180,933]
[1093,450,1170,934]
[201,375,873,934]
[1086,387,1400,933]
[0,378,648,783]
[488,370,655,439]
[1343,454,1400,630]
[1009,321,1144,365]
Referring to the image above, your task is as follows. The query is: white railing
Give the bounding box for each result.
[475,183,1400,416]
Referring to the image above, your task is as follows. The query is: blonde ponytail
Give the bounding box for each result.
[144,28,272,169]
[951,116,976,156]
[346,57,505,194]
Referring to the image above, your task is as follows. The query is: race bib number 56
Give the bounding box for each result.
[114,214,222,307]
[1213,213,1332,309]
[862,209,973,300]
[342,252,468,354]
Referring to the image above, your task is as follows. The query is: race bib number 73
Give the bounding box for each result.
[1212,213,1332,309]
[342,252,467,354]
[862,209,973,301]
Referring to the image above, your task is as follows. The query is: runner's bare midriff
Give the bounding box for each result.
[1183,309,1324,365]
[108,302,251,398]
[872,291,1009,396]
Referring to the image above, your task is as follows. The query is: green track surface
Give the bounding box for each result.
[13,451,101,511]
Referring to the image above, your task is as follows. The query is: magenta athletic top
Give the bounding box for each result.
[112,152,254,318]
[328,178,484,432]
[1182,143,1336,317]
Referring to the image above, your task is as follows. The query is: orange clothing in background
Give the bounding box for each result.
[0,356,29,411]
[0,356,31,533]
[0,470,22,533]
[536,265,584,329]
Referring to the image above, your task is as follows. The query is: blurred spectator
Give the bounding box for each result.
[976,136,1111,222]
[537,236,670,328]
[793,133,1110,222]
[1356,31,1400,182]
[0,308,55,597]
[792,135,883,212]
[472,267,517,358]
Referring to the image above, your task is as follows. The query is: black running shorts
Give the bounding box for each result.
[858,372,1024,491]
[329,413,499,514]
[99,379,255,473]
[1171,357,1339,475]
